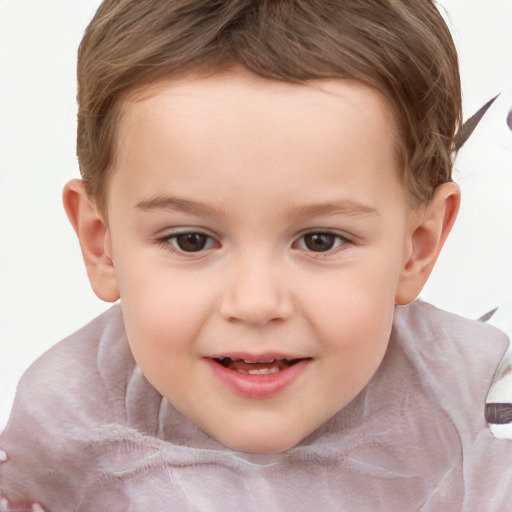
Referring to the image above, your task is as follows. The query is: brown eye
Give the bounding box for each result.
[297,232,348,253]
[174,233,209,252]
[302,233,337,252]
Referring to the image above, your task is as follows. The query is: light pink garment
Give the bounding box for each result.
[1,301,511,511]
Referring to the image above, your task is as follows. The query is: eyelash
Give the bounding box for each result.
[155,230,351,256]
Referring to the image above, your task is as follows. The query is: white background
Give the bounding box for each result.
[1,0,511,429]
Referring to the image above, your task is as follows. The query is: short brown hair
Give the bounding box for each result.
[77,0,462,210]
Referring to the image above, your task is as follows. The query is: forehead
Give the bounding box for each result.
[121,70,397,136]
[109,70,404,212]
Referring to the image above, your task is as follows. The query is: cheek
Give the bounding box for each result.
[116,264,215,370]
[302,266,397,373]
[314,292,394,407]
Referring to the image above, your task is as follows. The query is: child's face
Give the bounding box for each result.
[105,70,416,452]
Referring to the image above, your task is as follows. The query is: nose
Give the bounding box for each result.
[219,253,294,327]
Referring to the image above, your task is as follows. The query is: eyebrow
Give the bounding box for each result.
[136,195,379,220]
[285,200,380,220]
[136,196,221,217]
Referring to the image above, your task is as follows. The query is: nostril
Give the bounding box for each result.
[507,108,512,132]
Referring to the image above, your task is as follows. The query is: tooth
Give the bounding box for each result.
[247,367,280,375]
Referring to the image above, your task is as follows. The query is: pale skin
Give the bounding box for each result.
[64,69,460,452]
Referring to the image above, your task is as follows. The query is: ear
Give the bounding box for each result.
[395,182,460,305]
[63,179,120,302]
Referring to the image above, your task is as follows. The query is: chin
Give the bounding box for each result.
[216,428,307,454]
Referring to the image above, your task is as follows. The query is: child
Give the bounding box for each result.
[1,0,511,510]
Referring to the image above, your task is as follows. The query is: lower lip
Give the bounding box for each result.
[205,358,310,399]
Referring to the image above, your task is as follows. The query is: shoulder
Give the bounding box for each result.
[388,301,512,508]
[392,299,509,398]
[30,304,125,366]
[0,305,136,506]
[4,304,132,434]
[390,299,510,440]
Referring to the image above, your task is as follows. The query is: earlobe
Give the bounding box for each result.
[395,182,460,305]
[63,179,120,303]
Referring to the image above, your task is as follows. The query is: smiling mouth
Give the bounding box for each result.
[213,357,305,375]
